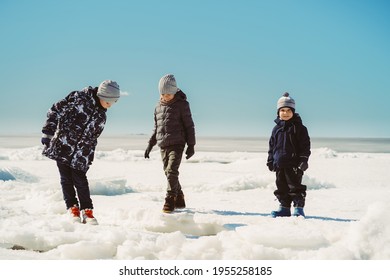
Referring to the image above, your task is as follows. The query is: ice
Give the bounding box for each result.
[1,141,390,260]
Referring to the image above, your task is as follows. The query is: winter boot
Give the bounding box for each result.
[81,209,98,225]
[271,206,291,218]
[175,191,186,209]
[68,205,81,223]
[163,194,176,213]
[293,207,305,217]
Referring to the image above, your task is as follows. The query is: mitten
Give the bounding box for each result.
[144,144,153,159]
[298,161,308,171]
[267,161,275,172]
[41,137,51,148]
[185,145,195,160]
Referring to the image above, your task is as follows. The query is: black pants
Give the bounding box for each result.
[274,167,306,208]
[56,161,93,210]
[160,145,184,196]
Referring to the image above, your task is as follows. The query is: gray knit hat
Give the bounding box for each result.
[97,80,120,102]
[158,74,178,95]
[277,92,295,111]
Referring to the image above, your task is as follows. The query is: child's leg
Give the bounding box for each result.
[161,146,184,196]
[56,162,78,209]
[71,168,93,210]
[274,169,292,207]
[284,168,306,207]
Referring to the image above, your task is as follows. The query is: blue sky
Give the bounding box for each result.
[1,0,389,138]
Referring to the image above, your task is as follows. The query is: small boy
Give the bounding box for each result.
[267,92,311,217]
[144,74,196,213]
[41,80,120,224]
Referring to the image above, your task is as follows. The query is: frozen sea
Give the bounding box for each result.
[0,135,390,263]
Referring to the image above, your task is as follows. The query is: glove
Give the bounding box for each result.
[144,144,153,159]
[298,161,308,171]
[267,161,275,172]
[41,137,51,148]
[185,145,195,160]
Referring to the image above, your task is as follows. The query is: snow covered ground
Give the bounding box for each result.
[0,138,390,260]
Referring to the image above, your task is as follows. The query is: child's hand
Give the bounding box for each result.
[298,161,308,171]
[267,161,275,172]
[144,145,153,159]
[185,145,195,159]
[41,137,51,148]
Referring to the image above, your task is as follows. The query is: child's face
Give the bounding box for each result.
[279,107,293,121]
[99,99,116,109]
[161,94,175,102]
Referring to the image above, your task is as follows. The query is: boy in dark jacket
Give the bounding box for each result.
[41,80,120,224]
[145,74,196,213]
[267,92,311,217]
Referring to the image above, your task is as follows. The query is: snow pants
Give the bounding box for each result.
[274,167,306,208]
[160,145,184,196]
[56,161,93,210]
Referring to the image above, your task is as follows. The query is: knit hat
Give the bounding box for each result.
[158,74,178,95]
[277,92,295,111]
[97,80,120,102]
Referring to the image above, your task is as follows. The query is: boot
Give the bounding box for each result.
[162,195,176,213]
[271,206,291,218]
[293,207,305,217]
[81,209,98,225]
[68,205,81,223]
[175,190,186,209]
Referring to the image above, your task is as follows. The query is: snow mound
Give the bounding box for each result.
[304,175,336,190]
[216,175,273,192]
[95,149,144,161]
[145,211,225,237]
[90,179,134,196]
[0,168,15,181]
[0,167,39,183]
[0,146,46,161]
[312,147,338,158]
[344,202,390,259]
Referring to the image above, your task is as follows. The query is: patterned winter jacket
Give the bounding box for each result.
[267,113,311,169]
[42,87,107,172]
[148,90,196,149]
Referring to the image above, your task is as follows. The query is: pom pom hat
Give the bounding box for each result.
[277,92,295,112]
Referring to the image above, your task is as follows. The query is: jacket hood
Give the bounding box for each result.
[176,90,187,101]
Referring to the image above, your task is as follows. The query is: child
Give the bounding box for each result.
[144,74,196,213]
[41,80,120,224]
[267,92,311,217]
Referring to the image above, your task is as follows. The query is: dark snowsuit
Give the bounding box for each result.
[267,113,311,207]
[147,90,195,195]
[42,87,106,209]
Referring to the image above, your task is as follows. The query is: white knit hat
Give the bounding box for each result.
[97,80,120,102]
[158,74,178,95]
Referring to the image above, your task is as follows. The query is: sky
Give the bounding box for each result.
[0,0,389,138]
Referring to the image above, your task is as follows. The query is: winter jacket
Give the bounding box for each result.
[42,87,107,172]
[267,113,311,169]
[148,90,195,149]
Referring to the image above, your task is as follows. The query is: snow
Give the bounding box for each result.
[1,142,390,260]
